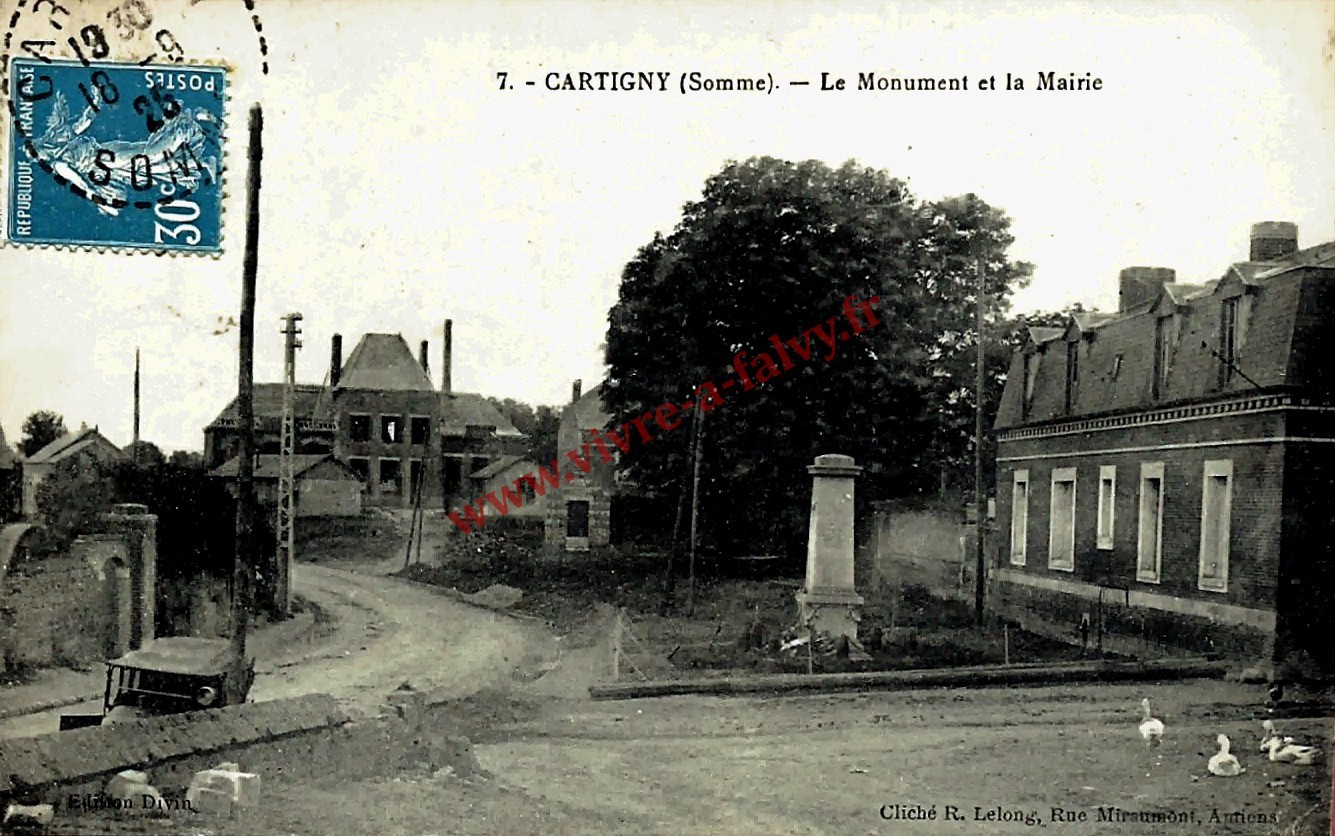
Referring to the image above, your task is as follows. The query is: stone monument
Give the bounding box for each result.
[795,454,865,643]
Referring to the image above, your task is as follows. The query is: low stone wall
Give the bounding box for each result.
[987,576,1272,665]
[0,691,483,809]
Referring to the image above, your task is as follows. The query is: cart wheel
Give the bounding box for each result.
[103,705,150,724]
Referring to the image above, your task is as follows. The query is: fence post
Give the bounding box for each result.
[612,609,623,682]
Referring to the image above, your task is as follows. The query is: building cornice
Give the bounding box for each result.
[997,392,1335,444]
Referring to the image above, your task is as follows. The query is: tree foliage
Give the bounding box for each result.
[604,157,1034,561]
[19,410,66,457]
[125,440,166,468]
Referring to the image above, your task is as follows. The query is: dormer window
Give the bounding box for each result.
[1064,340,1079,414]
[1218,296,1241,386]
[1152,315,1171,401]
[1021,350,1035,419]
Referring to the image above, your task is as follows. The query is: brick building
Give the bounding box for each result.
[992,222,1335,678]
[544,380,616,551]
[204,319,523,509]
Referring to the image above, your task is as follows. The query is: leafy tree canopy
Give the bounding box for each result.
[604,156,1033,560]
[19,410,67,457]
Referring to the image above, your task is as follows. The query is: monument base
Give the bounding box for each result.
[795,586,865,642]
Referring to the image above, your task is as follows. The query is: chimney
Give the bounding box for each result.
[330,334,343,388]
[1118,266,1175,312]
[1249,221,1298,262]
[419,340,429,374]
[571,379,582,403]
[442,319,453,394]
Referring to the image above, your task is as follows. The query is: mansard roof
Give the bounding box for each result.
[996,243,1335,430]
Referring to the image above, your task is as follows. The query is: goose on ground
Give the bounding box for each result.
[1264,736,1320,766]
[1208,734,1244,776]
[1259,719,1281,752]
[1138,698,1164,746]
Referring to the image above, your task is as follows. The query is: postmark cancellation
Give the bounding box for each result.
[7,57,226,253]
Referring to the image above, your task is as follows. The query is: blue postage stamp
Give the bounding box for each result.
[7,58,226,253]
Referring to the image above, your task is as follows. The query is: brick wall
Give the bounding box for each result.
[991,402,1302,665]
[1277,427,1335,677]
[333,389,440,508]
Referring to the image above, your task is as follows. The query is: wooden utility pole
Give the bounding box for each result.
[973,254,987,626]
[231,104,263,692]
[686,398,705,617]
[132,348,140,464]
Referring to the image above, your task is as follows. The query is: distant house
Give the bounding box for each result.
[21,425,125,518]
[204,318,525,510]
[468,454,545,516]
[544,380,616,552]
[209,454,363,517]
[992,221,1335,677]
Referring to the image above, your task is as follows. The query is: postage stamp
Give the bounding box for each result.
[7,57,227,253]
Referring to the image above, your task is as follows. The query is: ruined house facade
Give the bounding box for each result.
[992,222,1335,678]
[204,319,524,509]
[544,380,615,551]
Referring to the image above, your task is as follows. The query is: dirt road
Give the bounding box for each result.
[0,559,557,737]
[232,678,1331,836]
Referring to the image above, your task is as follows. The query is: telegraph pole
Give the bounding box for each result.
[232,104,263,692]
[277,313,302,618]
[974,254,988,626]
[132,348,141,465]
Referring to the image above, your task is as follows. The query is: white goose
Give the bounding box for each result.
[1138,698,1165,746]
[1264,735,1321,765]
[1208,734,1244,776]
[1258,719,1291,752]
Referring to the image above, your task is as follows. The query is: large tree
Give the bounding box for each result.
[19,410,66,457]
[604,157,1033,562]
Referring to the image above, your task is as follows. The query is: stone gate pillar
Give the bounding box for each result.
[105,503,157,649]
[796,454,864,642]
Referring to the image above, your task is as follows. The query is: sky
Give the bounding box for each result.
[1,0,1332,453]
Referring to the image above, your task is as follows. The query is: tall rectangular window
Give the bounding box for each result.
[1198,459,1233,592]
[349,414,371,442]
[1048,467,1076,571]
[1137,462,1164,583]
[378,458,402,496]
[380,415,403,444]
[1219,297,1240,386]
[1010,469,1029,566]
[1064,341,1079,414]
[410,416,430,445]
[1096,465,1116,550]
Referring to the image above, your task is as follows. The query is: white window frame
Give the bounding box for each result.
[1048,467,1077,572]
[1197,459,1233,593]
[1010,469,1029,566]
[1096,465,1116,551]
[1137,462,1165,584]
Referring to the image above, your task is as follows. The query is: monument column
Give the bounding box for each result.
[795,454,864,642]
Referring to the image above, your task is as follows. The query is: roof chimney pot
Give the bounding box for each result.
[330,334,343,388]
[1118,266,1176,312]
[1250,221,1298,262]
[572,379,582,403]
[442,320,453,395]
